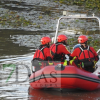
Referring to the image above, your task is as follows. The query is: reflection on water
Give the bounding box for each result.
[28,87,100,100]
[0,28,100,100]
[1,63,100,100]
[0,0,100,99]
[0,29,32,56]
[0,29,53,57]
[0,61,31,100]
[0,58,100,100]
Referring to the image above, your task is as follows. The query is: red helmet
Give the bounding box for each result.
[57,34,67,42]
[41,36,51,45]
[78,35,88,43]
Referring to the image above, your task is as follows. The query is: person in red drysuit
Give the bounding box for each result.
[32,36,53,71]
[70,35,99,72]
[50,34,71,65]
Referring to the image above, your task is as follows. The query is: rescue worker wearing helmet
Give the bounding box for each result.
[50,34,71,65]
[32,36,53,71]
[70,35,99,73]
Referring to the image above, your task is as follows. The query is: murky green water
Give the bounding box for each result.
[0,29,55,58]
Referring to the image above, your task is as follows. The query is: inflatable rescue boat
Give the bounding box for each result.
[29,13,100,91]
[29,64,100,91]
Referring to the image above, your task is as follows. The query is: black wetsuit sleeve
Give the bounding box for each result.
[47,56,53,63]
[69,56,73,60]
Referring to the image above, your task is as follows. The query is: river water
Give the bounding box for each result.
[0,0,100,100]
[0,29,100,100]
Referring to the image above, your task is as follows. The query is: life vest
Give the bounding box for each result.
[79,46,95,61]
[50,43,65,61]
[77,46,96,72]
[34,46,46,61]
[32,46,48,71]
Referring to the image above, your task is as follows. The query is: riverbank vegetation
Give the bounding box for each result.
[0,11,32,28]
[0,0,100,51]
[53,0,100,11]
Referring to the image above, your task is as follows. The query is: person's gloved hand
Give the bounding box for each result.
[63,60,68,66]
[49,62,53,65]
[69,56,76,65]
